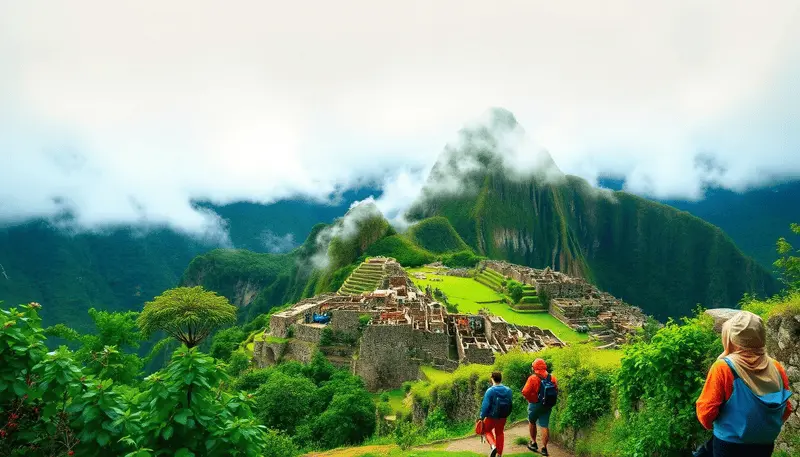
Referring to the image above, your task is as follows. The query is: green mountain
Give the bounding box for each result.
[0,192,375,331]
[0,221,207,331]
[180,203,401,320]
[406,109,779,319]
[405,216,470,254]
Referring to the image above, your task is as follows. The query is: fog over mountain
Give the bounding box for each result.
[2,1,800,238]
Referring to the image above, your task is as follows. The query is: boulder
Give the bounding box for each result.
[704,308,740,333]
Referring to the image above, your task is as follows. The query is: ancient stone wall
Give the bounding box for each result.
[445,268,472,278]
[412,330,450,361]
[252,339,316,368]
[355,324,421,391]
[252,340,286,368]
[293,323,323,343]
[329,309,362,340]
[767,312,800,454]
[463,346,495,365]
[269,315,293,338]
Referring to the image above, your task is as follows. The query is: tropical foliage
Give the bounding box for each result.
[775,222,800,291]
[0,302,270,457]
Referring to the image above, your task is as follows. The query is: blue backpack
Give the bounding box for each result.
[537,374,558,407]
[492,389,513,418]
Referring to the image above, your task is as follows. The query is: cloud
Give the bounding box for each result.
[260,231,297,254]
[2,0,800,236]
[308,201,384,269]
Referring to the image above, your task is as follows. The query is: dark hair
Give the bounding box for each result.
[491,371,502,383]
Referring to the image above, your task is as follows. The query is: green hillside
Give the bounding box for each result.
[0,222,207,331]
[406,216,470,254]
[407,109,779,320]
[365,235,436,267]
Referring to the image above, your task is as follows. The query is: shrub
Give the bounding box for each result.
[262,429,300,457]
[394,420,421,450]
[233,367,274,392]
[506,280,524,304]
[253,371,316,433]
[227,350,251,376]
[615,312,721,455]
[210,326,247,361]
[312,390,377,448]
[319,327,334,346]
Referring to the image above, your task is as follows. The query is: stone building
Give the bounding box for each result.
[253,258,567,390]
[481,260,646,346]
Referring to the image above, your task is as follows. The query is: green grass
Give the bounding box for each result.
[373,388,409,415]
[421,365,453,383]
[408,268,586,343]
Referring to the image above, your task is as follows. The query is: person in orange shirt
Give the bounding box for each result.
[696,311,792,457]
[521,358,557,456]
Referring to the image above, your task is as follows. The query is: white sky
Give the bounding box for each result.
[1,0,799,235]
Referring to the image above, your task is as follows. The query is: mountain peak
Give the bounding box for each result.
[419,109,562,199]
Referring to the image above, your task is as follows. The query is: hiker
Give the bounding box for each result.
[522,358,558,456]
[696,311,793,457]
[479,371,513,457]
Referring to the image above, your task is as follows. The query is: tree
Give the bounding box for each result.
[312,390,377,448]
[138,286,237,348]
[506,280,524,304]
[253,371,316,433]
[775,223,800,291]
[46,308,144,384]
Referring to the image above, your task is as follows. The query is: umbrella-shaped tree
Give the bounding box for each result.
[138,286,236,348]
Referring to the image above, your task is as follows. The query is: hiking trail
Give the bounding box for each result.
[420,422,574,456]
[307,422,575,456]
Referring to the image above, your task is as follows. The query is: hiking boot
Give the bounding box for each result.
[540,447,549,456]
[527,441,539,453]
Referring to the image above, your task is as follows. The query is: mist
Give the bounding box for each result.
[2,0,799,238]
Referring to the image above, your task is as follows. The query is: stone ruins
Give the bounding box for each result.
[481,260,647,347]
[255,257,566,390]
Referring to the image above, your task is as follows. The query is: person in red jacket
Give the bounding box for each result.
[522,358,557,456]
[696,311,792,457]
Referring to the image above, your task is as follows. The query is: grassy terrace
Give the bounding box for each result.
[408,267,586,343]
[340,261,384,294]
[372,387,409,416]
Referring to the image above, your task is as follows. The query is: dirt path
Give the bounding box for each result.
[307,422,575,457]
[421,422,574,457]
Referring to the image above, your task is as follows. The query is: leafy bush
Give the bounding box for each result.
[558,366,613,430]
[210,326,247,361]
[1,302,271,457]
[312,390,377,448]
[394,420,421,450]
[506,280,524,304]
[233,367,275,392]
[742,291,800,319]
[262,429,300,457]
[227,350,251,376]
[615,312,721,456]
[254,371,316,433]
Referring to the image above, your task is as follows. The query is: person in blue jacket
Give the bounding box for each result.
[479,371,514,457]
